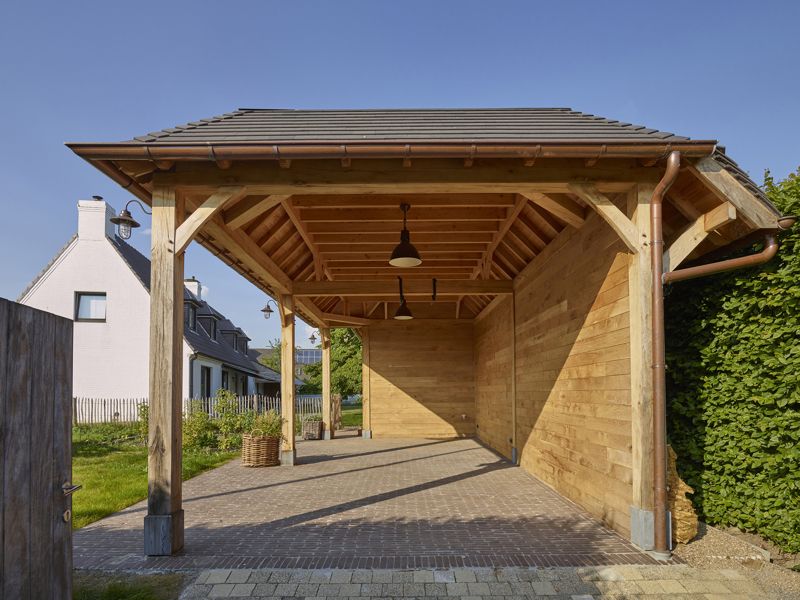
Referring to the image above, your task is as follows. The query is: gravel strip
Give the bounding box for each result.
[674,523,800,599]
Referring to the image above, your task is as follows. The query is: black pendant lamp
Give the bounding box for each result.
[393,277,414,320]
[389,203,422,267]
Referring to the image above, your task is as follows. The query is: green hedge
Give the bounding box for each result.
[665,168,800,553]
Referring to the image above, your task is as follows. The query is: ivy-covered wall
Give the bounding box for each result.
[665,169,800,552]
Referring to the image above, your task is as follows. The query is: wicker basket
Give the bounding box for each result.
[302,420,323,440]
[241,431,280,467]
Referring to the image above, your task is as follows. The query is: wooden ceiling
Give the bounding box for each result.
[177,160,760,323]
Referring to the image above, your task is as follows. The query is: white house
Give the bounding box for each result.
[19,197,284,400]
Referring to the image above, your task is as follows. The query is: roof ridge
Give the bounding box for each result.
[136,109,254,142]
[235,107,575,112]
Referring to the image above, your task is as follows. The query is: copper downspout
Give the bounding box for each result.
[651,152,794,559]
[650,151,682,559]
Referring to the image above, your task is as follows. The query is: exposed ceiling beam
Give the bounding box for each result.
[474,194,529,278]
[519,191,586,228]
[293,279,513,297]
[222,194,290,229]
[281,197,330,280]
[298,207,507,222]
[663,202,737,272]
[291,193,518,208]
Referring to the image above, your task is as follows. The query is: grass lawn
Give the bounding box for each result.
[74,571,185,600]
[72,424,236,529]
[341,402,362,428]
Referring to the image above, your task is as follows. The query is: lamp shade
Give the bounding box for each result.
[110,209,140,240]
[389,230,422,268]
[393,300,414,320]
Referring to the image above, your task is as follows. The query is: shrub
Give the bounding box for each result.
[302,413,322,422]
[665,167,800,552]
[183,401,218,450]
[215,389,244,450]
[136,403,149,444]
[251,410,285,440]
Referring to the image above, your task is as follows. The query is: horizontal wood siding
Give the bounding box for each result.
[369,319,475,438]
[474,296,513,459]
[514,212,633,535]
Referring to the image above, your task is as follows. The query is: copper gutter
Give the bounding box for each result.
[651,152,794,559]
[66,140,718,162]
[649,151,681,560]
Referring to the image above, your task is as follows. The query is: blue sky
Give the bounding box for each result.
[1,0,797,344]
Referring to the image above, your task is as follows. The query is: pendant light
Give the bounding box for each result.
[389,203,422,267]
[393,277,414,320]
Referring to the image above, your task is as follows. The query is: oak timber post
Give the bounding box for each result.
[361,327,371,438]
[321,328,333,440]
[627,183,656,550]
[279,295,296,465]
[144,186,185,556]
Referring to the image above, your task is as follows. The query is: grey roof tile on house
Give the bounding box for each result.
[109,236,268,377]
[124,107,697,144]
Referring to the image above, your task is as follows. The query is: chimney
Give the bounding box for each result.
[184,276,202,300]
[78,195,116,241]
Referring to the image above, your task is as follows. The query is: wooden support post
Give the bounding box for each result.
[279,295,296,465]
[321,328,333,440]
[144,186,185,556]
[627,183,656,550]
[361,328,371,438]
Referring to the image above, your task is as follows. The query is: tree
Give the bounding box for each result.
[258,337,281,372]
[301,328,362,397]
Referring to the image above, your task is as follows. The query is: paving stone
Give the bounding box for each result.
[413,570,434,583]
[381,583,404,596]
[360,582,383,595]
[446,582,469,595]
[330,571,352,583]
[252,583,277,595]
[392,571,415,583]
[424,582,447,595]
[466,582,490,595]
[269,571,293,583]
[227,570,252,584]
[273,583,298,595]
[208,584,234,598]
[371,570,393,583]
[531,580,558,595]
[452,569,477,583]
[350,570,372,583]
[229,583,255,597]
[206,570,232,585]
[433,570,455,583]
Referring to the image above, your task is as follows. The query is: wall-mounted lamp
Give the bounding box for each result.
[110,199,152,240]
[394,276,414,320]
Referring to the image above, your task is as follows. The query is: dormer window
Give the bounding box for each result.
[186,304,197,331]
[201,318,217,340]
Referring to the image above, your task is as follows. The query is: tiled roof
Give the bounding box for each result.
[126,107,695,144]
[17,234,77,301]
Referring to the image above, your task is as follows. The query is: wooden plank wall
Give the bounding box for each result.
[368,319,475,438]
[473,296,513,459]
[0,298,73,600]
[474,212,634,535]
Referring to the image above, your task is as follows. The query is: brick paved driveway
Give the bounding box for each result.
[74,436,654,570]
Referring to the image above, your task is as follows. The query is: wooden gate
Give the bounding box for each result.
[0,298,73,599]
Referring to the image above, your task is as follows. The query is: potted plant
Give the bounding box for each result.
[302,413,323,440]
[241,410,284,467]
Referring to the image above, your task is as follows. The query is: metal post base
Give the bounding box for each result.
[280,447,297,466]
[511,447,518,465]
[323,430,333,440]
[144,509,184,556]
[630,506,655,551]
[361,429,372,439]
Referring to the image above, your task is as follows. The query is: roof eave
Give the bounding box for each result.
[67,139,718,162]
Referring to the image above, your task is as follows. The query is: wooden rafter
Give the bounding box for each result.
[473,194,529,279]
[293,279,513,297]
[223,194,290,229]
[281,196,330,280]
[518,191,586,229]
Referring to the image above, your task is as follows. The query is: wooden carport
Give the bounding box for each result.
[68,108,787,558]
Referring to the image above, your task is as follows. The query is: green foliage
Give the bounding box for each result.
[302,328,362,396]
[136,402,149,444]
[251,409,285,439]
[73,571,185,600]
[665,167,800,553]
[214,389,254,450]
[258,337,282,372]
[183,401,218,450]
[303,412,322,422]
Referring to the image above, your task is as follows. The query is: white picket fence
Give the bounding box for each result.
[72,394,322,425]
